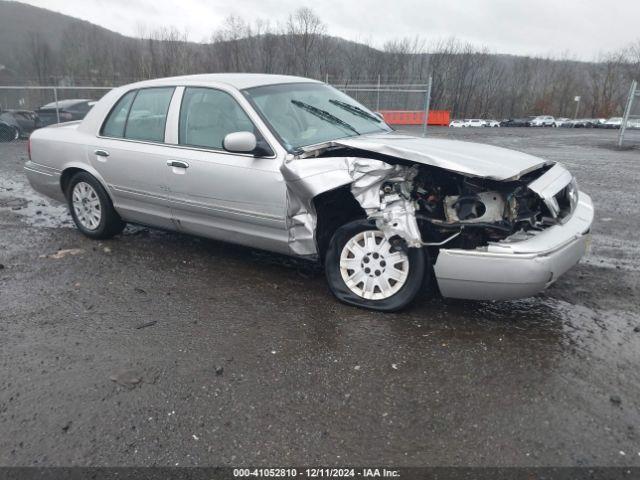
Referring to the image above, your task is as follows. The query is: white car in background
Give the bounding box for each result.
[602,117,623,129]
[484,120,500,128]
[553,117,570,127]
[531,115,555,127]
[466,119,485,128]
[449,120,466,128]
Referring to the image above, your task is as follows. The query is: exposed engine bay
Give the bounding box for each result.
[368,162,563,251]
[281,141,577,258]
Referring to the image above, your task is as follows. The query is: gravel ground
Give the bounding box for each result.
[0,127,639,467]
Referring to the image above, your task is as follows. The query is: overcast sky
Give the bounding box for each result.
[13,0,640,59]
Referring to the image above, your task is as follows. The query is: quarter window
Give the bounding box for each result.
[179,87,255,150]
[124,87,175,142]
[101,90,136,138]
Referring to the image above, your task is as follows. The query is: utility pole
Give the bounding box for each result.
[573,96,581,119]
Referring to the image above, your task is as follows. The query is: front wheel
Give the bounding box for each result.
[324,219,428,311]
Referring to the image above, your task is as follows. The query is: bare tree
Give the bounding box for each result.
[286,7,326,77]
[12,7,640,119]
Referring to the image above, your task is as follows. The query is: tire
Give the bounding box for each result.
[324,219,428,311]
[66,171,125,239]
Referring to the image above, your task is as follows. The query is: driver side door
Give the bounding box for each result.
[164,86,289,254]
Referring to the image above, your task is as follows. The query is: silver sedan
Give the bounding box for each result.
[26,74,593,311]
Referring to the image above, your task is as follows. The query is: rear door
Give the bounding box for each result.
[163,86,289,254]
[90,87,177,229]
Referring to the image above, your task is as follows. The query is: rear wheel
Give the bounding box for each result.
[324,219,427,311]
[66,172,125,239]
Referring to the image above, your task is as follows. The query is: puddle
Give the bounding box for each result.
[0,173,72,228]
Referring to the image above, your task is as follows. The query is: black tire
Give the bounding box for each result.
[324,219,428,311]
[66,171,125,239]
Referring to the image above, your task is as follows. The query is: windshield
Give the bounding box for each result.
[243,83,392,151]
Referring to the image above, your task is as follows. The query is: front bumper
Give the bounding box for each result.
[433,191,594,300]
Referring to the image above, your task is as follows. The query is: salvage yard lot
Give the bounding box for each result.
[0,127,639,466]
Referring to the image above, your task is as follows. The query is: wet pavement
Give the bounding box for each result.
[0,127,639,466]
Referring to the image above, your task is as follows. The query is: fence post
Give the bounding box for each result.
[376,74,381,112]
[53,86,60,124]
[422,75,433,137]
[618,80,637,148]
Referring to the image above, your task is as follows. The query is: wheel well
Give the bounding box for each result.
[60,167,85,196]
[313,185,366,261]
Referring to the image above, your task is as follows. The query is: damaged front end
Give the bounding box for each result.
[281,141,578,259]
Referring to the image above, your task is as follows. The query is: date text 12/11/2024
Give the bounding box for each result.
[233,468,401,478]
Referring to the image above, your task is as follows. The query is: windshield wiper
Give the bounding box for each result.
[291,100,359,136]
[329,99,381,123]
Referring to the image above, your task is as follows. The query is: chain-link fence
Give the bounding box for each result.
[0,81,437,142]
[0,86,111,142]
[332,82,430,112]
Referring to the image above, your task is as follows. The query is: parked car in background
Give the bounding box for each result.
[449,119,466,128]
[573,119,602,128]
[627,119,640,129]
[601,117,623,129]
[0,121,19,142]
[24,73,593,311]
[484,119,500,128]
[553,117,570,127]
[36,99,96,127]
[500,118,531,127]
[0,109,41,138]
[530,115,555,127]
[559,120,577,128]
[465,119,485,128]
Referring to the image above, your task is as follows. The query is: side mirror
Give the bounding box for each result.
[223,131,274,157]
[223,131,256,153]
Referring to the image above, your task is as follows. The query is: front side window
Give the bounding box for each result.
[243,83,392,152]
[124,87,175,142]
[179,87,255,150]
[101,90,136,138]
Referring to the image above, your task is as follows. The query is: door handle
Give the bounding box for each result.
[167,160,189,169]
[94,149,109,157]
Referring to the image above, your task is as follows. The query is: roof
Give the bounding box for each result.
[125,73,322,90]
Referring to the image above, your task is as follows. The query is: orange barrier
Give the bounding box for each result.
[379,110,450,126]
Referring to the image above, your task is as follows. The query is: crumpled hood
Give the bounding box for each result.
[325,133,552,180]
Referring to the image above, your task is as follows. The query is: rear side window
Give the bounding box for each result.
[179,87,255,150]
[124,87,175,142]
[101,91,136,138]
